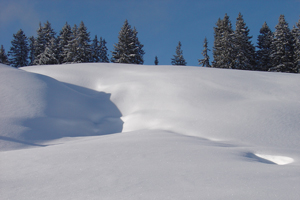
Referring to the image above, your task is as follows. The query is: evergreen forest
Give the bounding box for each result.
[1,14,300,73]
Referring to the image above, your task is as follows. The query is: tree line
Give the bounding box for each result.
[197,13,299,73]
[168,13,299,73]
[0,21,110,67]
[0,20,145,68]
[0,14,300,73]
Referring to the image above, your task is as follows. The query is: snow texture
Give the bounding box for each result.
[1,63,300,200]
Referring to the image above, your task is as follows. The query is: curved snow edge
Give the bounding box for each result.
[255,153,294,165]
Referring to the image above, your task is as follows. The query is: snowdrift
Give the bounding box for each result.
[23,63,300,150]
[0,64,122,150]
[1,63,300,199]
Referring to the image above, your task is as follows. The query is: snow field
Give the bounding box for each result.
[24,63,300,150]
[1,63,300,199]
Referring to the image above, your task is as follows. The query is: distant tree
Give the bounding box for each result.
[76,21,91,63]
[99,37,109,63]
[111,20,145,64]
[212,14,235,68]
[42,21,56,46]
[8,29,29,67]
[34,21,57,65]
[292,19,300,72]
[234,12,256,70]
[154,56,159,65]
[171,41,187,66]
[58,22,72,64]
[0,45,9,65]
[91,35,100,62]
[198,37,211,67]
[35,38,59,65]
[131,27,145,64]
[28,36,35,66]
[270,15,296,72]
[63,24,78,63]
[33,23,44,63]
[212,18,222,67]
[256,22,273,71]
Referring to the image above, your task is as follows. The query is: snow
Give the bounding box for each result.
[254,153,294,165]
[1,63,300,199]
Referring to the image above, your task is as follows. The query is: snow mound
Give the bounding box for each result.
[24,63,300,150]
[0,64,123,150]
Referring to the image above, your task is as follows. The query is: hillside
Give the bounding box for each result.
[1,63,300,199]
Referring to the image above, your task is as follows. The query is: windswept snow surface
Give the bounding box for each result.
[1,63,300,199]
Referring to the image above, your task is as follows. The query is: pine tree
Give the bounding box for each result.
[58,22,72,64]
[91,35,100,62]
[234,13,256,70]
[35,38,59,65]
[212,14,235,68]
[33,23,44,63]
[256,22,273,71]
[63,24,78,63]
[76,21,91,63]
[33,21,57,65]
[154,56,159,65]
[212,18,222,67]
[8,29,29,67]
[111,20,131,63]
[43,21,56,46]
[111,20,145,64]
[270,15,295,72]
[198,37,211,67]
[99,37,109,63]
[28,36,35,66]
[171,41,187,66]
[0,45,9,65]
[292,19,300,73]
[131,27,145,64]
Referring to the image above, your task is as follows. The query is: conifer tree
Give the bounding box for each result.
[111,20,131,63]
[99,37,109,63]
[58,22,72,64]
[28,36,35,66]
[171,41,187,66]
[198,37,211,67]
[154,56,159,65]
[0,45,9,65]
[256,22,273,71]
[292,19,300,72]
[91,35,100,62]
[111,20,145,64]
[270,15,295,72]
[131,27,145,64]
[43,21,56,46]
[63,24,78,63]
[35,38,59,65]
[234,13,256,70]
[76,21,91,63]
[212,14,235,68]
[8,29,29,67]
[33,23,44,63]
[33,21,57,65]
[212,18,222,67]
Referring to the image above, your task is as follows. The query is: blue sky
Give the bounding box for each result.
[1,0,299,66]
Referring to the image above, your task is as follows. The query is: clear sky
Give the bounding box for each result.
[1,0,299,66]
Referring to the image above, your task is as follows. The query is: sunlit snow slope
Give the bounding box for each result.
[24,63,300,149]
[1,63,300,200]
